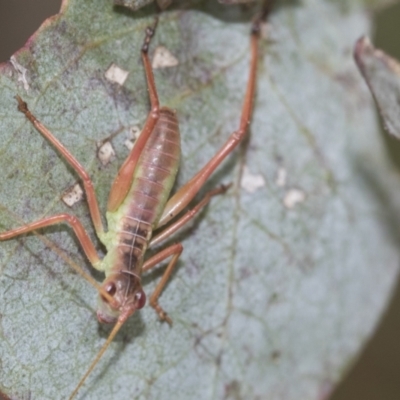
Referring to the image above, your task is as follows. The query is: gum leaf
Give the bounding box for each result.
[1,1,400,400]
[354,36,400,138]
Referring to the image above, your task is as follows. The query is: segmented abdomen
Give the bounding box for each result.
[114,107,181,273]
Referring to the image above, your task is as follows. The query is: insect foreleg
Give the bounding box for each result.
[0,213,119,305]
[142,242,183,325]
[16,96,105,237]
[107,18,162,212]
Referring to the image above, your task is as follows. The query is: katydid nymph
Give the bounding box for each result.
[0,16,262,399]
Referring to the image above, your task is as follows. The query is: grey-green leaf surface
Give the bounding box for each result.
[355,36,400,138]
[1,1,400,399]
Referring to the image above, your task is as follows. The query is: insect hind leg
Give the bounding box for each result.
[16,96,105,237]
[142,242,183,325]
[156,18,263,228]
[107,18,162,212]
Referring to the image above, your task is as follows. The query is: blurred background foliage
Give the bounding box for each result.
[0,1,400,399]
[332,2,400,399]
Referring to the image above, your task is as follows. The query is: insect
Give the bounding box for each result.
[0,15,262,400]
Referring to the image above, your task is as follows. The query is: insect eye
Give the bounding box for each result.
[135,289,146,309]
[105,282,117,296]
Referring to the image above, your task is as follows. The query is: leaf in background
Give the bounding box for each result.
[114,0,253,12]
[1,0,400,399]
[354,36,400,138]
[114,0,158,11]
[329,0,400,12]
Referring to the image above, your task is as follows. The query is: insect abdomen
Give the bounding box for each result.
[127,107,181,226]
[111,107,181,273]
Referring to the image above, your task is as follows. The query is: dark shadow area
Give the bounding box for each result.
[331,2,400,400]
[114,0,299,25]
[113,0,259,23]
[0,0,61,63]
[370,3,400,172]
[332,277,400,400]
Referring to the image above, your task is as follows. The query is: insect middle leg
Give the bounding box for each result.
[142,242,183,325]
[150,184,230,247]
[144,185,230,324]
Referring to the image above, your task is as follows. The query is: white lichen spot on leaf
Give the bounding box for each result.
[105,63,129,86]
[283,188,306,209]
[152,46,179,69]
[124,125,142,150]
[10,56,29,91]
[98,141,116,165]
[275,167,287,187]
[62,183,84,207]
[240,166,265,193]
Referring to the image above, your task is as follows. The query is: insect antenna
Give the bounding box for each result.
[69,318,126,400]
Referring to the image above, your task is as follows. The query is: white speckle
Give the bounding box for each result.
[152,46,179,69]
[10,56,30,91]
[98,141,115,165]
[105,63,129,86]
[124,126,142,150]
[241,166,265,193]
[130,125,142,140]
[275,167,287,187]
[124,139,134,151]
[283,189,306,209]
[62,184,83,207]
